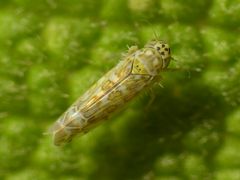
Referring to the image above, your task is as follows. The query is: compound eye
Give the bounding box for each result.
[164,47,170,53]
[156,46,161,51]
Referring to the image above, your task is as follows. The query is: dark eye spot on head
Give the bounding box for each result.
[161,52,165,55]
[157,46,160,51]
[164,48,169,52]
[162,44,165,48]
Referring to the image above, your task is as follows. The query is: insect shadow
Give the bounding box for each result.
[90,78,229,179]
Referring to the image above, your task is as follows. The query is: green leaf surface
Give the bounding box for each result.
[0,0,239,179]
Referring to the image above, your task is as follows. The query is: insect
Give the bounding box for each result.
[50,39,172,146]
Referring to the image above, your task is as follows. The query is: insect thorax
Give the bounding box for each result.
[131,48,163,76]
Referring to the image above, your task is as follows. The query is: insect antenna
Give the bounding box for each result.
[138,19,162,41]
[160,56,192,78]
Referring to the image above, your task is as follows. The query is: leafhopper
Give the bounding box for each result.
[50,39,172,146]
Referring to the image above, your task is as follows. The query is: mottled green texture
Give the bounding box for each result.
[0,0,240,179]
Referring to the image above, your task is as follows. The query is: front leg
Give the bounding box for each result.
[127,45,138,55]
[121,45,138,59]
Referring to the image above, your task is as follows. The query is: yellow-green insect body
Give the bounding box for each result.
[50,40,172,146]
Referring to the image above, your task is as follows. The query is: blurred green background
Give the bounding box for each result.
[0,0,240,179]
